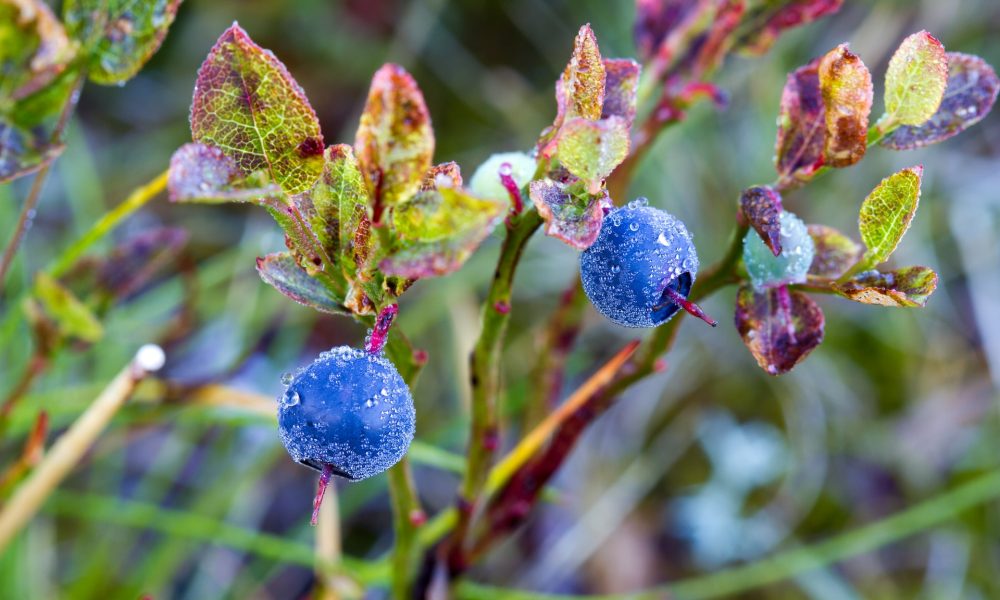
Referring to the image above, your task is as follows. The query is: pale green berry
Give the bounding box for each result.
[468,151,536,201]
[743,210,814,290]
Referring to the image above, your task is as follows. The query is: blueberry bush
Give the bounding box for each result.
[2,1,1000,599]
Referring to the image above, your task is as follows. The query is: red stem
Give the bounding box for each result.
[311,463,335,526]
[366,303,399,354]
[498,163,523,215]
[657,285,718,327]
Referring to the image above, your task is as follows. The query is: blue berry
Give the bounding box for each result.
[277,346,415,481]
[742,210,814,290]
[581,202,713,328]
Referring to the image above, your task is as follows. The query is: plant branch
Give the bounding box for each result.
[0,72,85,289]
[0,344,164,552]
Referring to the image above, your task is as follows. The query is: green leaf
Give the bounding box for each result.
[734,285,824,375]
[63,0,182,85]
[190,23,324,196]
[818,44,872,168]
[33,272,103,343]
[807,224,861,278]
[883,31,948,127]
[555,117,629,192]
[834,266,937,307]
[302,144,371,275]
[255,252,348,315]
[560,24,605,122]
[354,63,434,219]
[0,0,78,182]
[740,186,783,256]
[882,52,1000,150]
[858,166,922,267]
[529,178,609,250]
[381,187,505,278]
[167,142,281,204]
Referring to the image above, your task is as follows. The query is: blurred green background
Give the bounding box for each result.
[2,0,1000,598]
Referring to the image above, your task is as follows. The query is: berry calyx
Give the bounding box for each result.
[581,201,710,328]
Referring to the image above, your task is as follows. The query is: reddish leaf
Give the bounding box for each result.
[97,228,189,300]
[354,63,435,219]
[167,142,280,203]
[420,162,463,191]
[807,224,860,278]
[735,285,824,375]
[688,0,745,77]
[774,57,825,181]
[529,178,610,250]
[601,58,641,127]
[740,186,783,256]
[634,0,703,62]
[256,252,348,315]
[740,0,844,55]
[834,266,937,307]
[819,44,872,168]
[882,53,999,150]
[561,24,606,122]
[190,24,324,195]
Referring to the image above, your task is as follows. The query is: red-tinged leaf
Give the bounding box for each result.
[882,53,999,150]
[167,142,281,204]
[633,0,703,62]
[420,162,463,191]
[97,228,189,300]
[561,24,606,122]
[834,266,937,307]
[555,117,630,192]
[819,44,872,168]
[256,252,348,315]
[688,0,745,77]
[380,188,505,279]
[807,224,860,278]
[858,166,922,267]
[740,186,783,256]
[601,58,641,127]
[735,285,824,375]
[739,0,844,55]
[190,24,324,196]
[883,31,948,127]
[63,0,182,85]
[775,57,825,181]
[529,178,610,250]
[354,63,434,220]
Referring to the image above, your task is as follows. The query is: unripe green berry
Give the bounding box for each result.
[742,210,814,290]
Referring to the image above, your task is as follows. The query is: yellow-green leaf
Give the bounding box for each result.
[190,23,324,196]
[555,117,629,192]
[858,166,922,267]
[561,24,605,122]
[834,266,937,307]
[883,31,948,127]
[33,272,103,343]
[354,64,434,219]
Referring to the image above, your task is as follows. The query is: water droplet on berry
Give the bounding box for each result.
[284,391,301,407]
[281,372,293,386]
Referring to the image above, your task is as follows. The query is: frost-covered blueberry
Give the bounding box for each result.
[278,346,415,483]
[468,151,536,202]
[580,200,715,328]
[742,210,814,290]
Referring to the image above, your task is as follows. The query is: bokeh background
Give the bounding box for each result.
[2,0,1000,598]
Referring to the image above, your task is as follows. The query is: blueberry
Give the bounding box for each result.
[581,201,715,328]
[277,346,415,481]
[742,210,814,290]
[468,151,536,202]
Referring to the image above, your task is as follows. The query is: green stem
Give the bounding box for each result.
[454,469,1000,600]
[386,457,422,599]
[450,208,542,565]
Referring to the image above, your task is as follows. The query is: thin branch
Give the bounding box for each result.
[0,344,165,552]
